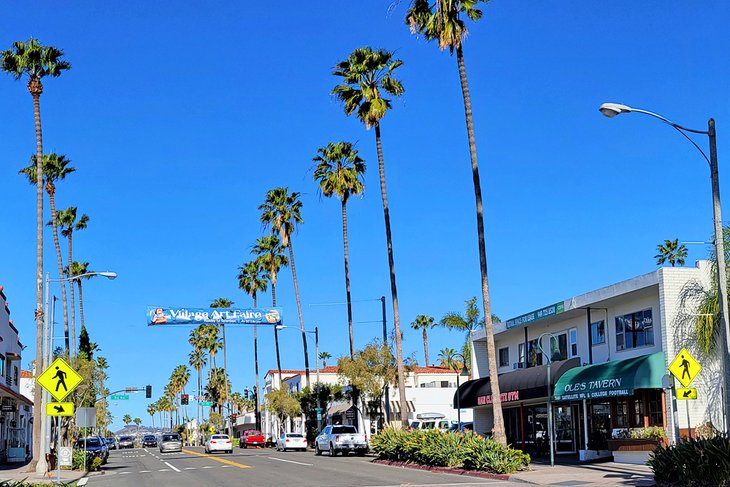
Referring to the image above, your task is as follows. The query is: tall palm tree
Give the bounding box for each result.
[438,347,460,369]
[259,187,311,386]
[332,46,408,425]
[57,207,89,357]
[655,239,688,267]
[237,259,269,430]
[206,368,230,415]
[210,298,233,427]
[147,403,156,429]
[1,39,70,470]
[123,414,132,427]
[68,261,93,332]
[318,351,332,368]
[251,235,288,383]
[20,153,75,354]
[439,297,483,368]
[406,0,505,445]
[188,348,206,441]
[313,142,366,358]
[411,315,435,365]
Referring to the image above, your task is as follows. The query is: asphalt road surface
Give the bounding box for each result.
[86,447,525,487]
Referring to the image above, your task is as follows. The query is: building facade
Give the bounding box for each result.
[457,262,721,462]
[0,286,32,463]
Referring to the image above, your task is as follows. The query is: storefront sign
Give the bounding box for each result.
[1,404,16,412]
[555,377,631,400]
[147,307,283,326]
[477,391,520,405]
[506,302,565,329]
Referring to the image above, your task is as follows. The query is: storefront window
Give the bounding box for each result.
[499,347,509,367]
[569,328,578,358]
[591,320,606,345]
[550,334,568,361]
[648,390,663,426]
[632,397,645,427]
[615,398,629,427]
[615,309,654,350]
[528,339,543,367]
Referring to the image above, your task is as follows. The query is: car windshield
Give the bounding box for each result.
[120,436,133,441]
[286,433,303,438]
[246,431,262,436]
[332,426,357,434]
[143,436,155,440]
[162,434,180,442]
[77,438,101,447]
[212,435,229,440]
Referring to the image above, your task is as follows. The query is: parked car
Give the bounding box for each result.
[142,434,158,447]
[74,436,109,464]
[205,434,233,454]
[159,432,182,453]
[118,435,135,449]
[314,425,368,456]
[447,422,474,433]
[410,412,453,431]
[105,437,117,450]
[240,429,265,449]
[275,432,307,452]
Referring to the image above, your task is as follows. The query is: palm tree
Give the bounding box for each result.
[333,47,408,425]
[439,297,483,368]
[411,315,435,365]
[123,414,132,427]
[251,235,288,382]
[237,259,269,430]
[438,347,460,369]
[147,403,156,429]
[1,39,70,469]
[260,187,311,386]
[210,299,232,428]
[655,239,688,267]
[206,368,230,415]
[313,142,366,358]
[68,261,93,332]
[188,348,206,442]
[20,153,75,354]
[406,0,505,445]
[57,207,89,357]
[318,351,332,368]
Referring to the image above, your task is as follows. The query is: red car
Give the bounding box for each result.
[241,429,265,448]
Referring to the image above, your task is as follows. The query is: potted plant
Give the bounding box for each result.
[607,427,667,464]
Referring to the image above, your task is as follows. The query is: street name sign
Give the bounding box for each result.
[677,388,697,400]
[110,394,129,400]
[46,402,75,416]
[200,401,213,407]
[37,357,83,401]
[669,348,701,388]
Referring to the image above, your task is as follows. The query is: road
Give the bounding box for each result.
[86,447,525,487]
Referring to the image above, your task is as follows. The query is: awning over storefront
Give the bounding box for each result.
[455,358,580,408]
[553,351,665,401]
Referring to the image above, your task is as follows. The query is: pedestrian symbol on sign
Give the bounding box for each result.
[53,367,68,392]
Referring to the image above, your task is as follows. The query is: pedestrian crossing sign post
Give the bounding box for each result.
[669,348,702,388]
[37,357,83,402]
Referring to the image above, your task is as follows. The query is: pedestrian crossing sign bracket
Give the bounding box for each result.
[668,348,701,388]
[37,357,83,402]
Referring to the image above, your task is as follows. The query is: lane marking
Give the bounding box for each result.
[202,465,213,469]
[159,468,170,472]
[139,470,151,473]
[184,467,197,470]
[77,479,88,486]
[164,461,181,473]
[120,472,130,475]
[267,456,312,466]
[181,449,252,469]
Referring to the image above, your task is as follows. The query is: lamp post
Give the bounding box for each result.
[536,332,558,467]
[600,102,730,436]
[449,353,469,428]
[277,325,320,433]
[36,270,116,475]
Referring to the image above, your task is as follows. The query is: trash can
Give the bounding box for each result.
[46,452,56,471]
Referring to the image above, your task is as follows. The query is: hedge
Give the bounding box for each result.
[371,428,530,474]
[648,435,730,487]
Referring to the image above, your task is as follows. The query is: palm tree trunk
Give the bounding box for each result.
[49,191,70,354]
[253,295,260,431]
[272,283,282,384]
[221,323,231,435]
[67,232,76,358]
[456,46,506,445]
[374,123,408,427]
[423,328,429,366]
[287,242,310,386]
[197,367,201,444]
[30,86,44,473]
[342,199,355,358]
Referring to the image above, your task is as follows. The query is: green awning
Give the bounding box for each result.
[554,352,665,401]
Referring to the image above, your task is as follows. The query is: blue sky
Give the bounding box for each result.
[1,1,728,430]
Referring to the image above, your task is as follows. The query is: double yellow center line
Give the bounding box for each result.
[182,449,253,469]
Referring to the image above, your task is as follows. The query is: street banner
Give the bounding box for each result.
[147,307,283,326]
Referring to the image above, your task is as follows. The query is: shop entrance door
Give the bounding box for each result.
[589,403,610,450]
[553,404,577,453]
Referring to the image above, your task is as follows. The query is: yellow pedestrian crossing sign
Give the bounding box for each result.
[669,348,701,388]
[676,388,697,400]
[37,357,83,402]
[46,402,75,416]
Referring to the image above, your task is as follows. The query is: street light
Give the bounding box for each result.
[535,332,558,467]
[36,270,117,475]
[277,325,321,432]
[600,102,730,436]
[449,353,469,428]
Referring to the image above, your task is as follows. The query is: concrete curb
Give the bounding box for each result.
[371,459,512,481]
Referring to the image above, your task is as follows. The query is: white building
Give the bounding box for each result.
[0,286,33,463]
[262,365,472,439]
[458,261,722,463]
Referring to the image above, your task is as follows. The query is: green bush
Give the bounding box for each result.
[648,435,730,487]
[371,428,530,474]
[71,448,99,471]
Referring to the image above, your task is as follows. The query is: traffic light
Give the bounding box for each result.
[181,393,189,405]
[230,414,237,422]
[145,385,152,398]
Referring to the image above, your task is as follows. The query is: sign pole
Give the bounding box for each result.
[686,402,692,440]
[56,417,61,482]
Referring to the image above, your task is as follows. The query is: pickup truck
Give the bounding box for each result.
[240,429,265,448]
[314,425,368,456]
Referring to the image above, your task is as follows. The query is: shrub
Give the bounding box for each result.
[630,426,666,440]
[371,428,530,474]
[648,434,730,487]
[71,448,99,471]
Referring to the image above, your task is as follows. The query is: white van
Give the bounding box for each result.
[409,412,454,431]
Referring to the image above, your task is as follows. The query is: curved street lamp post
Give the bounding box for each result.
[449,353,469,428]
[535,332,559,467]
[600,103,730,436]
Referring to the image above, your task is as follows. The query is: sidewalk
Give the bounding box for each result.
[510,461,655,486]
[0,460,88,485]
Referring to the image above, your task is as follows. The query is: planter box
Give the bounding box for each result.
[579,449,612,462]
[606,438,665,451]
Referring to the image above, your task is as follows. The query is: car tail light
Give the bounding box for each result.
[225,440,231,444]
[335,435,340,442]
[285,439,290,442]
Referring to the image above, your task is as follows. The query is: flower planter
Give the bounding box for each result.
[607,438,666,465]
